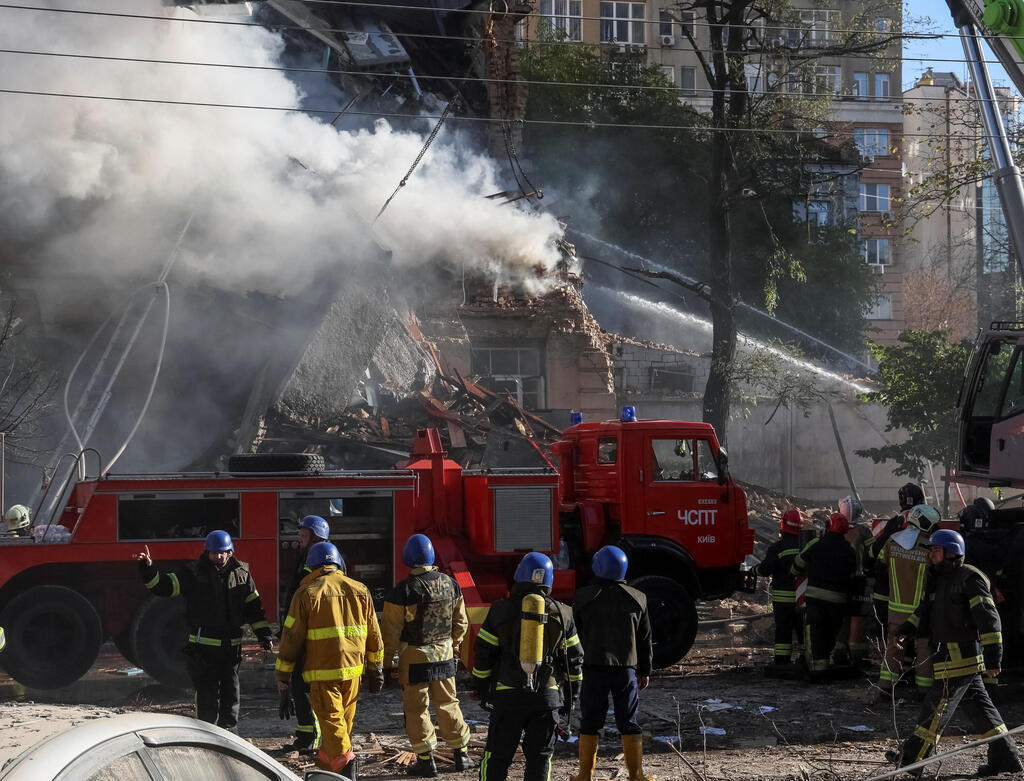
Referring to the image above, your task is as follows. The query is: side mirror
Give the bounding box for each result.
[717,448,729,484]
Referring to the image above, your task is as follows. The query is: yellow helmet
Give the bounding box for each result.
[4,504,30,532]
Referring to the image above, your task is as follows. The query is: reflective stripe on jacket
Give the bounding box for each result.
[276,564,384,683]
[880,531,929,617]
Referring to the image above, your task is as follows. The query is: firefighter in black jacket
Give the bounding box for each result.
[570,545,653,781]
[279,515,331,751]
[472,552,584,781]
[791,513,856,678]
[890,530,1023,776]
[133,531,274,730]
[755,508,804,665]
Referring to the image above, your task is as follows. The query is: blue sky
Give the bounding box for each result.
[904,0,1011,89]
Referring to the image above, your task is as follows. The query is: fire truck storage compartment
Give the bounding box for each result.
[278,490,395,608]
[464,472,557,556]
[117,492,241,541]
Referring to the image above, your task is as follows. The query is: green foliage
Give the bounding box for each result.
[855,329,972,479]
[519,35,878,355]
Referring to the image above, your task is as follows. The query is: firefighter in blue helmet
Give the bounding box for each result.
[381,534,473,777]
[473,552,584,781]
[278,515,332,751]
[570,545,653,781]
[889,530,1023,776]
[133,531,274,731]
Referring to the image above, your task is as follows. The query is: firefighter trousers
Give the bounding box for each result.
[579,665,641,735]
[291,665,320,746]
[898,673,1020,767]
[309,678,359,772]
[401,675,470,755]
[480,698,557,781]
[880,615,933,691]
[186,643,241,730]
[803,598,845,673]
[771,602,802,664]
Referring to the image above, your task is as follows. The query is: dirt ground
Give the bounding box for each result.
[4,602,1024,781]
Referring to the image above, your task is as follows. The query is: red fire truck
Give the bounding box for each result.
[0,412,753,690]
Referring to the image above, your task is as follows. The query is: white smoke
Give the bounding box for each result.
[0,0,564,293]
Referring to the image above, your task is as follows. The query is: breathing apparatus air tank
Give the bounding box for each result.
[519,592,546,690]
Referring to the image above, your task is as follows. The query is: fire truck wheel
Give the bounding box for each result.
[130,596,192,689]
[0,585,103,689]
[227,453,325,473]
[628,575,698,668]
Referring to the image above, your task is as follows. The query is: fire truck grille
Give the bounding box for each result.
[493,487,553,552]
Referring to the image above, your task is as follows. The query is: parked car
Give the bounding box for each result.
[0,712,343,781]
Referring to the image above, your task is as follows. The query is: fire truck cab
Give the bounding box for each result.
[554,414,753,667]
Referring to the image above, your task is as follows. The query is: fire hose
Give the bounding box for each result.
[861,722,1024,781]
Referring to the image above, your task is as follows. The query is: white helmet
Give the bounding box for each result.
[4,504,30,532]
[906,504,940,534]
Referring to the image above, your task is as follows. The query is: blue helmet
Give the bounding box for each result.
[514,552,554,587]
[307,541,343,569]
[402,534,435,567]
[592,545,628,581]
[928,529,966,557]
[204,530,233,552]
[299,515,330,541]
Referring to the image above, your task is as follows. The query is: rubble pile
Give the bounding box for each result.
[248,360,565,471]
[740,482,840,552]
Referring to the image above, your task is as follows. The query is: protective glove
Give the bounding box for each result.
[367,667,385,693]
[260,636,275,653]
[473,680,490,708]
[279,689,294,720]
[895,621,915,639]
[385,668,400,689]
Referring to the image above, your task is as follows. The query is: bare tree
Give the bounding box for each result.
[0,297,58,465]
[675,0,902,443]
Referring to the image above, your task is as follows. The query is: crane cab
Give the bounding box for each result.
[956,321,1024,487]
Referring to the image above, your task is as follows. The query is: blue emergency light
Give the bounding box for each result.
[570,412,584,425]
[621,406,637,422]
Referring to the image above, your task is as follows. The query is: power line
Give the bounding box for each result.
[0,46,1010,102]
[0,2,968,41]
[7,0,1021,78]
[0,85,1015,140]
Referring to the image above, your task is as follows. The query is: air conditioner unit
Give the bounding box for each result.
[869,264,885,274]
[661,34,675,46]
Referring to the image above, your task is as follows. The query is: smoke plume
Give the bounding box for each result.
[0,0,565,293]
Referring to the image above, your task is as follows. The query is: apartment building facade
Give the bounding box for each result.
[521,0,905,347]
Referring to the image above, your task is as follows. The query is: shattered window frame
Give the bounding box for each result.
[470,343,546,409]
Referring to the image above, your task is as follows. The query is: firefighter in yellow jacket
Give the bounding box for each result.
[381,534,473,777]
[276,542,384,778]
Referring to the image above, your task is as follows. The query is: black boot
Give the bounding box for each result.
[409,753,437,778]
[454,748,475,771]
[340,755,358,781]
[287,731,316,751]
[976,746,1024,776]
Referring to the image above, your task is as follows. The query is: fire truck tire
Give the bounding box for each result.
[628,575,698,668]
[0,585,103,689]
[130,596,191,689]
[227,453,325,473]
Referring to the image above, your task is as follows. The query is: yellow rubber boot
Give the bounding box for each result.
[622,734,655,781]
[570,733,599,781]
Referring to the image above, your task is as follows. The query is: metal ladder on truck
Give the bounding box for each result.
[31,219,189,532]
